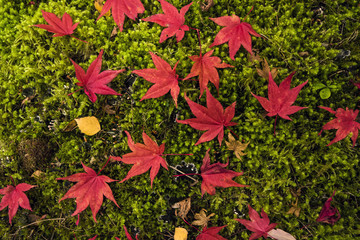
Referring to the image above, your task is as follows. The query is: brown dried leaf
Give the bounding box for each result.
[192,209,215,227]
[104,105,116,114]
[248,52,262,63]
[225,133,249,159]
[172,198,191,219]
[63,120,77,132]
[31,170,45,179]
[256,58,278,80]
[200,0,214,11]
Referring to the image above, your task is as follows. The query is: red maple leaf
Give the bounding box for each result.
[57,162,119,223]
[70,49,124,103]
[251,71,308,134]
[209,8,260,60]
[236,205,278,240]
[33,10,86,42]
[196,225,228,240]
[0,183,36,225]
[132,52,180,107]
[319,106,360,147]
[184,49,233,98]
[96,0,145,32]
[316,191,340,225]
[200,149,247,196]
[115,225,139,240]
[142,0,192,43]
[110,131,168,187]
[177,88,237,146]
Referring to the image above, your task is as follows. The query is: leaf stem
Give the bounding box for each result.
[70,35,88,43]
[173,173,200,177]
[189,27,202,56]
[225,126,238,138]
[161,153,193,156]
[68,88,82,96]
[273,115,278,136]
[182,218,201,233]
[243,6,254,21]
[98,156,111,175]
[10,176,15,186]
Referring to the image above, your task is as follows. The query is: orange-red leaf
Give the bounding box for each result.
[70,49,124,103]
[132,52,180,107]
[236,205,278,240]
[319,106,360,147]
[142,0,192,43]
[96,0,145,32]
[0,183,36,225]
[57,162,119,223]
[184,50,233,98]
[209,13,260,60]
[177,88,236,146]
[316,191,340,225]
[111,131,168,187]
[196,225,227,240]
[200,149,247,196]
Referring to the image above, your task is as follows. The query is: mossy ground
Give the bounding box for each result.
[0,0,359,239]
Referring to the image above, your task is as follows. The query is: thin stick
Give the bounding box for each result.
[173,173,199,177]
[98,156,111,175]
[169,165,198,182]
[11,218,66,236]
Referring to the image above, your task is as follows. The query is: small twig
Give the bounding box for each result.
[11,218,66,236]
[169,165,198,182]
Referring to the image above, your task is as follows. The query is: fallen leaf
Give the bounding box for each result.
[96,0,145,32]
[110,131,168,187]
[210,10,260,60]
[196,226,228,240]
[142,0,192,43]
[33,10,86,42]
[132,52,180,107]
[177,88,237,146]
[183,49,233,98]
[192,209,215,227]
[94,0,111,17]
[200,149,248,196]
[174,227,188,240]
[236,205,278,240]
[268,229,296,240]
[31,170,45,179]
[57,162,119,223]
[70,49,124,103]
[75,116,101,136]
[225,133,249,160]
[318,106,360,147]
[0,183,36,224]
[104,105,116,114]
[251,72,308,134]
[316,191,340,225]
[63,120,77,132]
[256,58,278,80]
[200,0,214,11]
[172,198,191,219]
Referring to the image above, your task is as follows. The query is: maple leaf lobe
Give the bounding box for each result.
[111,131,168,187]
[57,162,119,223]
[0,183,36,225]
[142,0,192,43]
[210,14,260,60]
[70,49,124,103]
[316,191,341,225]
[196,225,228,240]
[177,88,237,146]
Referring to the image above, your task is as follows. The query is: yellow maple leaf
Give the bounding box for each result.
[94,0,111,17]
